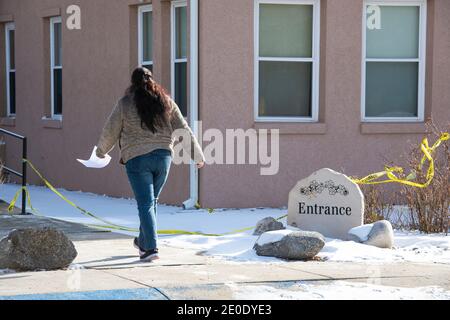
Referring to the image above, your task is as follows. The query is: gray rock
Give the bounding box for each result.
[254,231,325,260]
[253,217,285,236]
[365,220,394,249]
[0,228,77,271]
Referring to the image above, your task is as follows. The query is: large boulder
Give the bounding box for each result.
[254,230,325,260]
[253,217,285,236]
[347,220,394,249]
[0,228,78,271]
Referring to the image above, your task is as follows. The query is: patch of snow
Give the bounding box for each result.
[1,183,449,265]
[318,238,400,263]
[0,269,14,276]
[348,224,374,242]
[318,232,450,264]
[256,230,293,246]
[0,183,286,237]
[227,281,450,300]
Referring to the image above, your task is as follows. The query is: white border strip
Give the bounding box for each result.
[138,4,153,68]
[361,0,427,123]
[254,0,321,123]
[183,0,200,210]
[171,0,188,99]
[5,22,15,117]
[50,16,62,120]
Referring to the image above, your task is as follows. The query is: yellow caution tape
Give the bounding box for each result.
[351,133,449,188]
[7,133,447,235]
[8,161,287,236]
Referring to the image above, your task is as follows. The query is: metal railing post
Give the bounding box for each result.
[22,137,28,215]
[0,128,29,215]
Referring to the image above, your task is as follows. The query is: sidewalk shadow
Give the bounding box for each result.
[0,274,30,280]
[77,255,138,265]
[78,254,206,270]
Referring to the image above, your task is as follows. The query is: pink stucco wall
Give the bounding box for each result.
[1,0,449,209]
[198,0,449,208]
[0,0,190,205]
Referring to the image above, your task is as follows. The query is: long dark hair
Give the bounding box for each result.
[126,67,171,133]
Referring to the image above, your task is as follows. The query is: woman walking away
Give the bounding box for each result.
[96,67,205,262]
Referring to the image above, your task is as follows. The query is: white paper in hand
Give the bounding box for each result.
[77,146,112,169]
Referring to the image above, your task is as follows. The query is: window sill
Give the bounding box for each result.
[0,15,14,23]
[42,118,63,129]
[253,122,327,135]
[41,8,61,18]
[361,122,429,135]
[0,117,16,127]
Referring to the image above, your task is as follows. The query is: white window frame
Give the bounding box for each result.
[138,4,153,69]
[254,0,321,123]
[361,0,427,123]
[5,22,15,117]
[171,0,188,102]
[50,16,62,120]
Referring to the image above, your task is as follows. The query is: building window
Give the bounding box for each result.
[362,1,426,122]
[50,17,62,118]
[5,22,15,117]
[171,0,188,116]
[138,5,153,71]
[254,0,320,122]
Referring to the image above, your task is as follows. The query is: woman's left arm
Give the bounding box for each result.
[170,100,205,165]
[96,101,123,158]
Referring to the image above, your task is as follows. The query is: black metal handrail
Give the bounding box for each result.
[0,128,28,215]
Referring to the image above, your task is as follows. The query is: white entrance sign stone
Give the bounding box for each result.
[288,168,364,240]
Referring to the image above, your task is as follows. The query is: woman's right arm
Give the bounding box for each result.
[96,101,123,158]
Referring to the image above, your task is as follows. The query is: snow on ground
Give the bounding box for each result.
[227,281,450,300]
[1,183,449,265]
[348,224,373,242]
[0,183,286,236]
[256,230,294,246]
[0,269,14,275]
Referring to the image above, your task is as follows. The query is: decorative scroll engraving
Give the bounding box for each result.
[300,180,349,197]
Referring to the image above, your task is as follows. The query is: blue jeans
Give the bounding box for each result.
[125,149,172,251]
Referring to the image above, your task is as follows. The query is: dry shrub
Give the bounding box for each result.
[362,184,386,224]
[361,184,395,225]
[361,184,412,229]
[360,120,449,234]
[400,122,449,234]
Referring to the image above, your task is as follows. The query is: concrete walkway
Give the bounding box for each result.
[1,212,449,300]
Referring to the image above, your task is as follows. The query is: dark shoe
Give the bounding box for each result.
[134,238,146,255]
[140,248,159,262]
